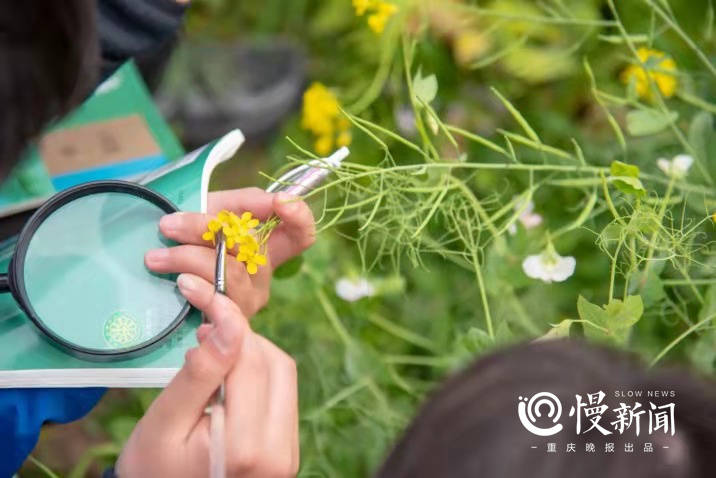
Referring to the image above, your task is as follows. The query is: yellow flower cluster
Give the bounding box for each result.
[202,210,268,275]
[620,47,678,101]
[352,0,398,34]
[301,82,351,155]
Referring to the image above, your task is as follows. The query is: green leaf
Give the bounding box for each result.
[626,109,678,136]
[610,175,646,197]
[494,320,514,346]
[538,319,575,340]
[577,295,644,344]
[610,160,640,178]
[608,161,645,197]
[688,111,713,162]
[501,46,577,84]
[689,329,716,374]
[413,69,438,105]
[577,295,609,328]
[604,295,644,331]
[273,254,304,279]
[698,285,716,323]
[631,263,666,308]
[457,327,493,354]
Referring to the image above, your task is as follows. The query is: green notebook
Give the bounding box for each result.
[0,129,246,388]
[0,61,184,218]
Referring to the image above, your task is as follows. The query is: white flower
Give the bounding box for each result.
[656,154,693,179]
[508,198,543,235]
[335,277,375,302]
[522,244,576,283]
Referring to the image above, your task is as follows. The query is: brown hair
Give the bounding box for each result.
[0,0,98,178]
[376,339,716,478]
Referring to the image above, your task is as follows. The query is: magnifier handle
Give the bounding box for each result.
[0,273,9,293]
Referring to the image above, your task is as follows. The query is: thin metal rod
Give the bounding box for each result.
[205,231,227,478]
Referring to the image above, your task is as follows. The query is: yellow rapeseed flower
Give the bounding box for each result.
[352,0,397,35]
[202,210,268,275]
[301,82,351,155]
[237,235,268,275]
[202,210,237,245]
[620,47,678,101]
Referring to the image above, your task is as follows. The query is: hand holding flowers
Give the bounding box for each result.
[144,188,315,317]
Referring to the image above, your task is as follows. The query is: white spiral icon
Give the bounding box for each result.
[517,392,564,436]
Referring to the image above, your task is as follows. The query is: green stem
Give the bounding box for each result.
[642,177,675,277]
[609,239,624,301]
[316,289,352,348]
[600,172,626,226]
[366,313,439,352]
[305,378,371,420]
[650,313,716,367]
[472,248,495,340]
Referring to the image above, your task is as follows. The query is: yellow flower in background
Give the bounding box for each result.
[352,0,397,35]
[620,47,678,101]
[237,235,268,275]
[352,0,372,16]
[453,30,491,67]
[367,2,397,34]
[337,130,352,148]
[301,82,351,155]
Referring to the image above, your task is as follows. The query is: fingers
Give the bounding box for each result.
[156,187,277,247]
[223,334,299,477]
[206,187,276,218]
[267,192,316,267]
[156,190,316,269]
[260,336,300,476]
[142,274,248,439]
[196,323,212,343]
[158,212,214,248]
[145,244,265,315]
[145,245,218,278]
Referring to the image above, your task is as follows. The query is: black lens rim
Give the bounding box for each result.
[9,180,191,361]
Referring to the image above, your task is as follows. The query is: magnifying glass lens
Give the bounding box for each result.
[22,191,184,352]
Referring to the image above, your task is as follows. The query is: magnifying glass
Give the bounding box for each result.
[0,180,189,361]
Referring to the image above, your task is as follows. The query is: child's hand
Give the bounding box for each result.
[116,274,299,477]
[144,188,315,317]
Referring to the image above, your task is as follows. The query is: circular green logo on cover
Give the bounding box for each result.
[104,312,141,348]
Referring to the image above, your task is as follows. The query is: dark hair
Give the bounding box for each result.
[0,0,98,179]
[376,339,716,478]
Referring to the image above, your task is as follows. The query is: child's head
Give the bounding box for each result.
[377,339,716,478]
[0,0,97,178]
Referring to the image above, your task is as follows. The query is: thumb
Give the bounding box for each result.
[142,274,248,438]
[269,192,316,267]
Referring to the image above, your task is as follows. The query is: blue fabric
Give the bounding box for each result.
[0,388,105,477]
